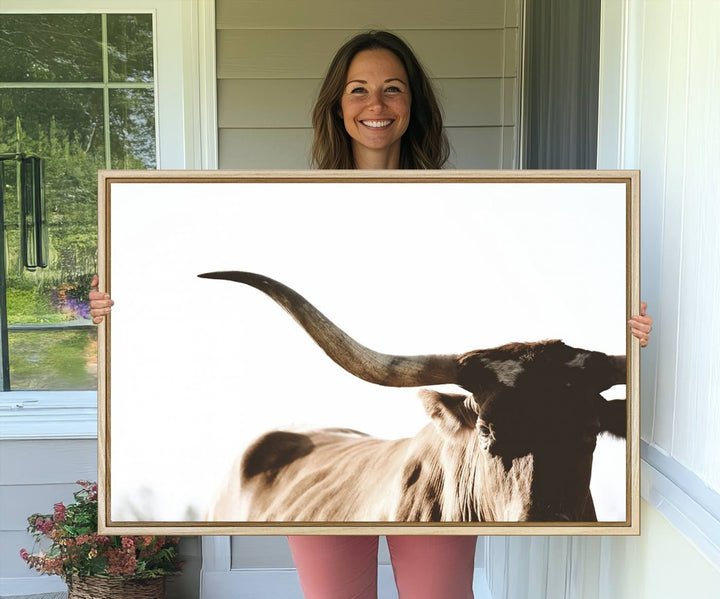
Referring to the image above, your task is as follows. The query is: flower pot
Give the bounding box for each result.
[67,575,164,599]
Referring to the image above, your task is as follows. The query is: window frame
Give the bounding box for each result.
[0,0,217,440]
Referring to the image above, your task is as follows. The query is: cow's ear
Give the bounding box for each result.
[599,398,626,438]
[420,389,477,441]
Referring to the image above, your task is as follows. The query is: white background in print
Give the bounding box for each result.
[108,181,627,522]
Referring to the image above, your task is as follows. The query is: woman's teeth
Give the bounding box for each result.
[362,120,392,128]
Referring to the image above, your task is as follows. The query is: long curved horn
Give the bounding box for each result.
[198,271,459,387]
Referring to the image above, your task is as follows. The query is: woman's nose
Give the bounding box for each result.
[366,89,385,110]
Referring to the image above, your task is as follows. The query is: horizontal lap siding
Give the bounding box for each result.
[217,30,511,79]
[219,79,516,128]
[219,128,313,169]
[216,0,521,170]
[219,126,512,170]
[216,0,512,30]
[0,439,96,578]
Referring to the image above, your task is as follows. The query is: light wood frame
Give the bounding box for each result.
[98,169,640,535]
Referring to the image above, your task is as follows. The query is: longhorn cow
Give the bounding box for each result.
[199,271,626,523]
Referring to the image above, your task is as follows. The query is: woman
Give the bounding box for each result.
[90,31,653,599]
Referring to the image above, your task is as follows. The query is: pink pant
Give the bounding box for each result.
[287,535,476,599]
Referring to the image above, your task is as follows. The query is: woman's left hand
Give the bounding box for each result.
[628,301,653,347]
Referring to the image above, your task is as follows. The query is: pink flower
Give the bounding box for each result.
[107,548,137,576]
[19,548,29,562]
[75,535,91,546]
[34,518,54,534]
[53,502,66,522]
[42,556,64,576]
[121,537,135,549]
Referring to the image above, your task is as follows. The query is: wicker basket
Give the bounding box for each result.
[67,575,165,599]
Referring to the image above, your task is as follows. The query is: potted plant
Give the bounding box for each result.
[20,481,183,599]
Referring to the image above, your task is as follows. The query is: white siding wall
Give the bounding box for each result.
[0,440,96,594]
[485,0,720,597]
[216,0,522,169]
[609,0,720,489]
[0,438,202,599]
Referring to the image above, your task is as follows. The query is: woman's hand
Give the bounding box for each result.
[628,301,652,347]
[89,275,114,324]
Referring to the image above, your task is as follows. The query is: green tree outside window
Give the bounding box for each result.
[0,13,156,390]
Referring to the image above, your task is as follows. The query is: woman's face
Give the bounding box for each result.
[340,49,411,166]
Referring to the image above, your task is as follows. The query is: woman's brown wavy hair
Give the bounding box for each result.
[311,31,449,170]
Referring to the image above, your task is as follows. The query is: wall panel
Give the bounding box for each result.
[217,29,508,80]
[671,2,720,483]
[0,439,96,580]
[0,483,82,531]
[446,126,506,168]
[219,128,313,169]
[636,0,673,450]
[0,440,96,485]
[216,0,521,171]
[217,0,508,30]
[652,0,690,455]
[218,78,516,129]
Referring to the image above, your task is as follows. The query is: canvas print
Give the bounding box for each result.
[98,171,639,535]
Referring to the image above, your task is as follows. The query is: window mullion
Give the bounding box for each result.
[0,83,154,89]
[0,166,11,391]
[102,13,112,170]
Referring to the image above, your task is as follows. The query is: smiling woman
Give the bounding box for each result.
[311,30,448,170]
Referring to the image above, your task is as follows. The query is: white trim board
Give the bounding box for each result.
[641,445,720,568]
[0,392,96,440]
[0,576,66,599]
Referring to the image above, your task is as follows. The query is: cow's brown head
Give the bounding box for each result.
[420,341,626,521]
[199,271,627,522]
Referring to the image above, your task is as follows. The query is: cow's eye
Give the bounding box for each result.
[479,424,491,436]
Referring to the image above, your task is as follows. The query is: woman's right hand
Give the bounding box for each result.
[89,274,114,324]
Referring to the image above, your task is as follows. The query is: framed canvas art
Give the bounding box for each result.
[97,170,640,535]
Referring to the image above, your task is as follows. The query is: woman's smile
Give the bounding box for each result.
[361,119,394,128]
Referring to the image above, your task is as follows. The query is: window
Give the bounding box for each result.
[0,13,156,390]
